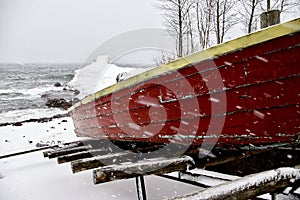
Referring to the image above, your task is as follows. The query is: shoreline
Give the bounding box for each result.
[0,115,76,155]
[0,113,70,127]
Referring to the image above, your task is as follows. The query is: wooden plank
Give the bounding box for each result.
[47,145,92,159]
[43,141,84,157]
[1,140,87,159]
[172,167,300,200]
[57,149,108,164]
[1,146,55,160]
[71,152,132,173]
[93,156,194,184]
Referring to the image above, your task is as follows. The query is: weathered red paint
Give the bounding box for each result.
[70,31,300,147]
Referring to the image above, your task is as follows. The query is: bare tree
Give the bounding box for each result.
[239,0,263,33]
[240,0,300,33]
[260,0,300,14]
[214,0,238,44]
[156,0,194,57]
[154,50,177,65]
[186,9,196,54]
[195,0,215,49]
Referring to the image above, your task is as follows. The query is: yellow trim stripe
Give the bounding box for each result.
[68,18,300,112]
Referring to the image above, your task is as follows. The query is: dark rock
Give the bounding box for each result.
[0,123,10,127]
[61,119,68,123]
[12,122,23,126]
[45,98,72,110]
[54,82,62,87]
[41,93,50,98]
[73,89,80,96]
[0,113,70,127]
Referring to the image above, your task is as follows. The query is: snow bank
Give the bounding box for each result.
[68,55,154,100]
[0,117,200,200]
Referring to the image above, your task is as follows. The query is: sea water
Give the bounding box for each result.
[0,63,80,123]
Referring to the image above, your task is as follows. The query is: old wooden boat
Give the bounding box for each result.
[68,18,300,149]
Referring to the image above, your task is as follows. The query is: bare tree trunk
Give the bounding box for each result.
[206,0,212,48]
[187,10,194,53]
[267,0,270,12]
[196,2,203,48]
[248,0,257,33]
[156,0,194,58]
[178,0,183,57]
[214,0,237,44]
[216,0,221,44]
[220,0,227,42]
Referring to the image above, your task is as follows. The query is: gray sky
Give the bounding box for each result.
[1,0,298,63]
[0,0,163,63]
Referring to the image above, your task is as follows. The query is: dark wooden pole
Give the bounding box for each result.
[136,176,147,200]
[172,167,300,200]
[71,152,131,173]
[260,10,280,29]
[93,156,194,184]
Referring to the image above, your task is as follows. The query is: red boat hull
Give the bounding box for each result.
[70,19,300,148]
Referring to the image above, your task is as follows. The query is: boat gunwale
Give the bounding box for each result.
[68,18,300,112]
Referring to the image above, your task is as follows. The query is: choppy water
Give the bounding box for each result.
[0,63,80,123]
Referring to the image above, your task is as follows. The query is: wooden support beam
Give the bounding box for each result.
[57,149,108,164]
[172,167,300,200]
[93,156,194,184]
[43,141,84,157]
[1,146,55,160]
[71,152,132,173]
[1,139,90,159]
[136,176,147,200]
[47,145,92,159]
[43,139,101,157]
[198,148,270,168]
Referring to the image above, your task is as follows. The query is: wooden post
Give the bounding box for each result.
[57,149,107,164]
[47,145,92,159]
[71,152,132,173]
[260,10,280,29]
[136,176,147,200]
[93,156,194,184]
[172,167,300,200]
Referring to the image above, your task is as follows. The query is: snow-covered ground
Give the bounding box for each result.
[0,56,199,200]
[0,117,202,200]
[1,55,298,199]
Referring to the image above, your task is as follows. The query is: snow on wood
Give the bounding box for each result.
[57,148,107,163]
[186,169,240,181]
[47,145,93,159]
[43,141,84,157]
[93,156,194,184]
[176,169,240,188]
[71,152,132,173]
[172,167,300,200]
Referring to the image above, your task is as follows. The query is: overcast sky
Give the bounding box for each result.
[1,1,299,63]
[0,0,164,63]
